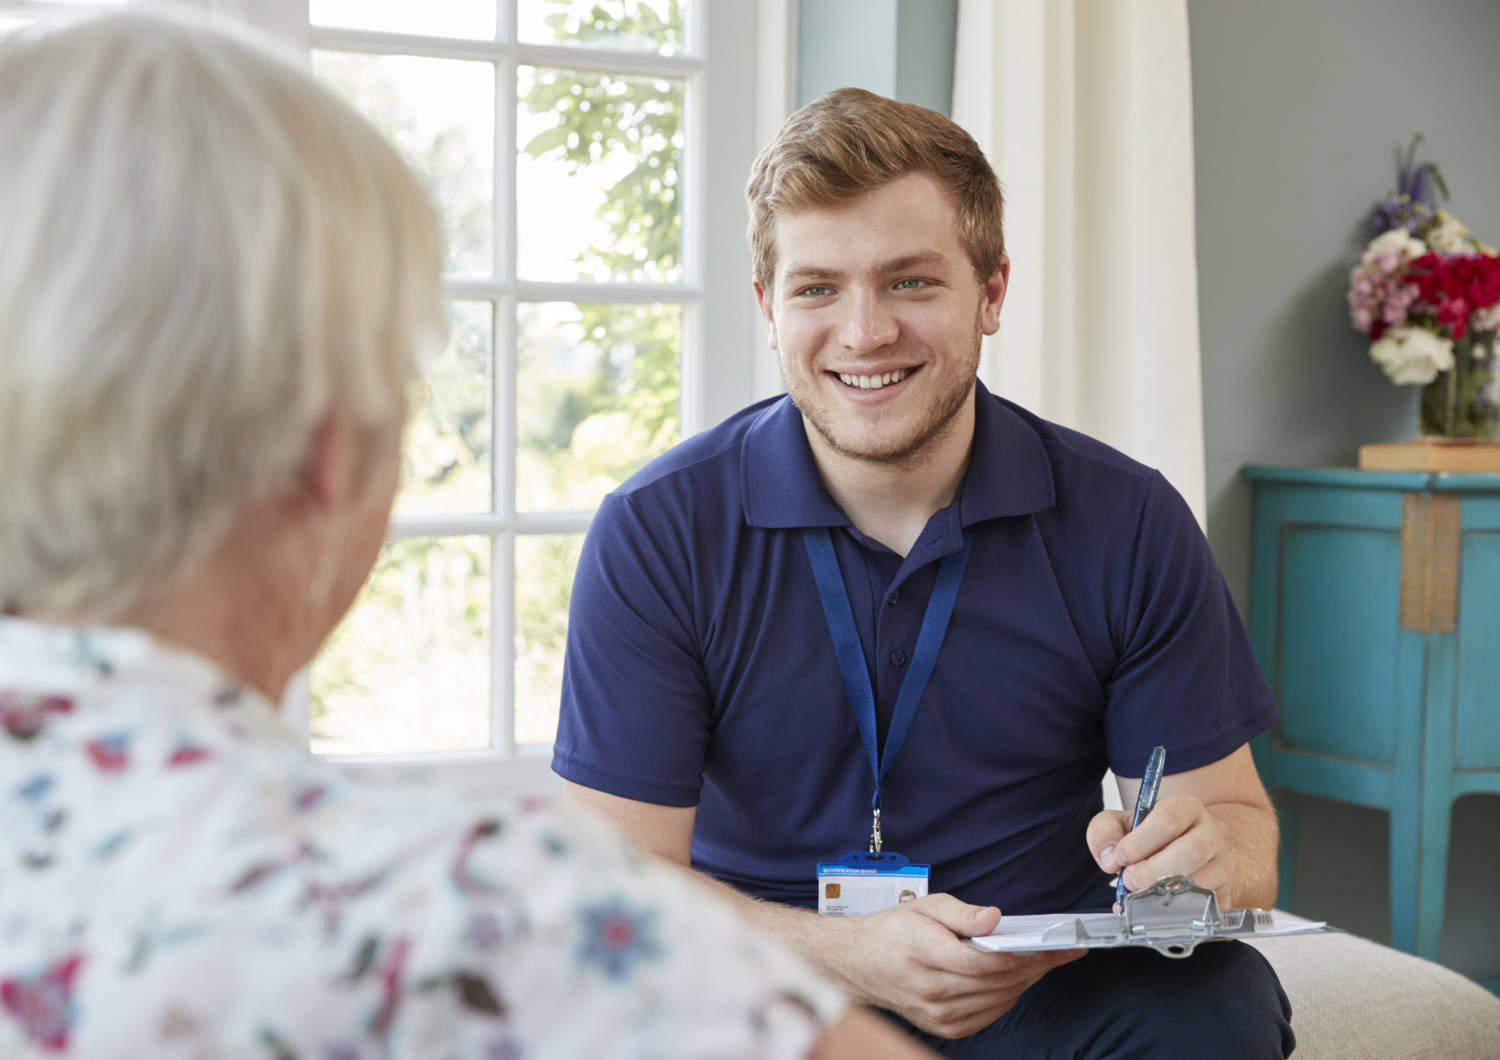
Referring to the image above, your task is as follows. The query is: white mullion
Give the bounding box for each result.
[494,289,517,754]
[304,26,699,80]
[677,13,708,437]
[514,511,593,535]
[494,57,513,288]
[515,280,700,304]
[449,278,701,304]
[307,26,508,62]
[491,532,515,756]
[493,10,518,757]
[388,514,507,539]
[515,40,699,78]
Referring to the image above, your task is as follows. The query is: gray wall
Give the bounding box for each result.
[1189,0,1500,980]
[797,0,957,113]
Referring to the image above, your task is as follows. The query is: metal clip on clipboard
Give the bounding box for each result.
[1040,875,1275,958]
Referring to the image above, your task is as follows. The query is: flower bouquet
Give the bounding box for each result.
[1348,136,1500,442]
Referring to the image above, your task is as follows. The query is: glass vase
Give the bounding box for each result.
[1420,331,1498,439]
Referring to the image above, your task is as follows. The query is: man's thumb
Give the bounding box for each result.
[914,892,1001,938]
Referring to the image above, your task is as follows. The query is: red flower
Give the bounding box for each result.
[1407,252,1500,340]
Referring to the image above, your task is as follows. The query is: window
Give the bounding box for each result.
[301,1,703,762]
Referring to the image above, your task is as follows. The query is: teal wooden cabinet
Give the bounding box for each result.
[1243,466,1500,985]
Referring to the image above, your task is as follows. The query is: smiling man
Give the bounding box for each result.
[554,88,1295,1057]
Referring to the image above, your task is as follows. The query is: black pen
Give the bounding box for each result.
[1115,745,1167,908]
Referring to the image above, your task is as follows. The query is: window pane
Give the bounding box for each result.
[515,534,583,746]
[314,50,494,276]
[398,300,492,515]
[516,301,680,511]
[311,0,496,41]
[518,0,684,56]
[517,66,682,283]
[312,537,491,755]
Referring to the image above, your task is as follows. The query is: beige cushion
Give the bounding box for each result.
[1247,932,1500,1059]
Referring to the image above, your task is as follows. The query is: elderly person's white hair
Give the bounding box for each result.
[0,10,447,618]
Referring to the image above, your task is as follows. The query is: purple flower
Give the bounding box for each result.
[1369,134,1449,236]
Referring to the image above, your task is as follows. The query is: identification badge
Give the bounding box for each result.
[816,851,931,916]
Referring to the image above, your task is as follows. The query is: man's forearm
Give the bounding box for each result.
[655,858,875,997]
[1206,800,1280,909]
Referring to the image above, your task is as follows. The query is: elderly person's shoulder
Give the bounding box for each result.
[0,618,844,1058]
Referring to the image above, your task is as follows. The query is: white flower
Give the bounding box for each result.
[1471,303,1500,334]
[1369,326,1455,385]
[1364,227,1427,265]
[1425,210,1473,254]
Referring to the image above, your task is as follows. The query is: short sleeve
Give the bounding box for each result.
[1102,471,1277,775]
[552,490,714,806]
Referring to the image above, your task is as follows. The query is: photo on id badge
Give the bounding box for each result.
[817,859,930,916]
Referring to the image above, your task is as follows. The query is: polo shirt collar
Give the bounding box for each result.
[958,379,1056,524]
[740,380,1055,530]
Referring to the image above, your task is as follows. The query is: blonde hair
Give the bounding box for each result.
[0,10,447,616]
[745,87,1005,289]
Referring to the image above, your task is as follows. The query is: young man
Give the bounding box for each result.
[554,88,1295,1057]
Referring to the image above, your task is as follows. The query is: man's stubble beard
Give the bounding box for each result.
[785,308,984,472]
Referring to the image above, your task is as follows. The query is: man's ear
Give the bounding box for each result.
[979,255,1010,336]
[753,280,778,351]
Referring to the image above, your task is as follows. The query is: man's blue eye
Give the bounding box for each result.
[896,278,926,290]
[801,286,832,297]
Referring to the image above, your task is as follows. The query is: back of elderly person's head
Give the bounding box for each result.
[0,10,447,619]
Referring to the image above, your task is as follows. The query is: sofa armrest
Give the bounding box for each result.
[1246,931,1500,1059]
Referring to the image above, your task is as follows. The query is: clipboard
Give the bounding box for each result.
[968,875,1336,958]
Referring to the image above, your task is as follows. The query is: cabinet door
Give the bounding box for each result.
[1455,497,1500,772]
[1249,485,1425,804]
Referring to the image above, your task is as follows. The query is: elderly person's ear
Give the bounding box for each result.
[297,410,382,512]
[279,408,403,624]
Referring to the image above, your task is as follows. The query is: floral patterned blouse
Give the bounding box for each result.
[0,618,845,1058]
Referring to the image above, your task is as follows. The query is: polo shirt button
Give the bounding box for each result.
[889,648,907,667]
[888,589,901,605]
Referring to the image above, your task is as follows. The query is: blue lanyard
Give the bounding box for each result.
[802,526,974,851]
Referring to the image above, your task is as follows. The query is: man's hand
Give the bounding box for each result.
[1087,793,1232,909]
[1087,746,1280,911]
[836,893,1085,1039]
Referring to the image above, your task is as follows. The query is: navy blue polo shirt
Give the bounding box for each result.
[553,382,1276,913]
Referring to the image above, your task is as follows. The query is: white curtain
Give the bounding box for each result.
[953,0,1207,524]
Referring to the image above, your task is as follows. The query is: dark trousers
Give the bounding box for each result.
[896,940,1295,1059]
